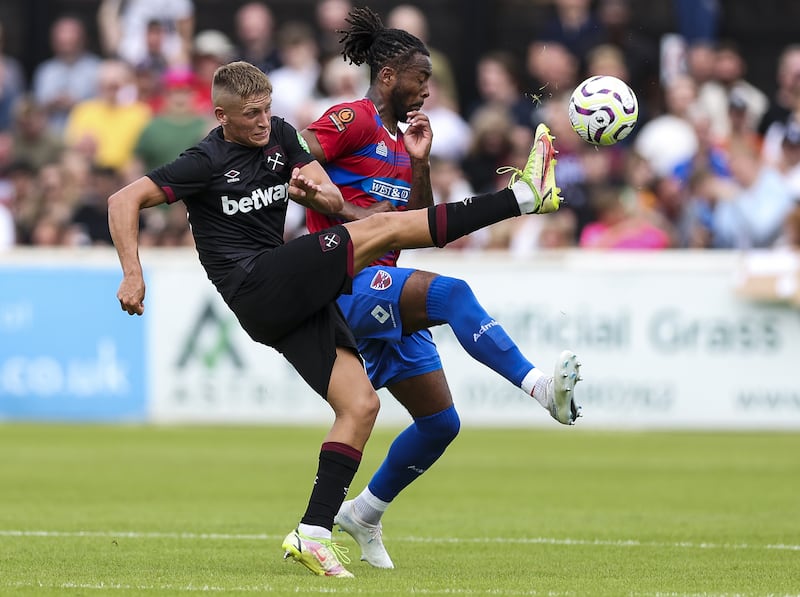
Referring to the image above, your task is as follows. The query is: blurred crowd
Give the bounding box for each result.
[1,0,800,253]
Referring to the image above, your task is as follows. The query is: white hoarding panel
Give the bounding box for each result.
[143,249,800,428]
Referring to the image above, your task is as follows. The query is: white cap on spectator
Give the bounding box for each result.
[194,30,235,62]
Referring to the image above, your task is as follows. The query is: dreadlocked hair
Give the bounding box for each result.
[338,6,429,80]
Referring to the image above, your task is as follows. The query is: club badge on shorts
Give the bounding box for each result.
[369,269,392,290]
[319,232,340,251]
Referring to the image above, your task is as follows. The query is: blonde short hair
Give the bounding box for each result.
[211,61,272,106]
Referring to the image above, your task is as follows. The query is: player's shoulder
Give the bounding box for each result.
[317,98,374,131]
[175,126,261,177]
[328,97,373,117]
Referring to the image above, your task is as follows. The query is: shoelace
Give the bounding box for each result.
[495,165,523,187]
[317,538,352,565]
[366,521,383,543]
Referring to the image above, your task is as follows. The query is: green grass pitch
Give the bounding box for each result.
[1,423,798,596]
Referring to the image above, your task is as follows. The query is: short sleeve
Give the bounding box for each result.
[147,148,213,203]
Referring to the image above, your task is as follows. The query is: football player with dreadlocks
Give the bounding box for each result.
[301,6,583,570]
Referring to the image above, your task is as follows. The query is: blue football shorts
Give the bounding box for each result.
[337,266,443,389]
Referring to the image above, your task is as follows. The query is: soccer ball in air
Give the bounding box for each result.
[568,75,639,146]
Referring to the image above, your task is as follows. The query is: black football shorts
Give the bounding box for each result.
[229,225,360,398]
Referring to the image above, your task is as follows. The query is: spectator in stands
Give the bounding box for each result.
[429,155,488,251]
[133,67,211,174]
[424,74,472,163]
[685,40,717,92]
[97,0,194,67]
[190,30,236,114]
[314,0,353,62]
[29,213,71,246]
[536,0,605,73]
[460,104,515,194]
[508,208,578,254]
[0,21,25,133]
[760,44,800,166]
[232,2,281,74]
[585,43,628,81]
[143,201,193,247]
[296,55,369,126]
[32,16,102,134]
[0,147,15,248]
[526,41,579,115]
[672,0,719,44]
[69,165,121,245]
[268,22,321,129]
[18,161,76,246]
[386,4,459,111]
[318,56,369,106]
[762,44,800,131]
[723,88,763,157]
[711,139,794,249]
[648,172,712,249]
[134,66,165,115]
[138,19,170,73]
[634,74,700,179]
[5,159,40,245]
[63,59,151,174]
[579,184,672,249]
[695,40,767,144]
[672,103,730,187]
[778,202,800,249]
[596,0,658,97]
[779,120,800,202]
[469,50,537,136]
[9,95,65,171]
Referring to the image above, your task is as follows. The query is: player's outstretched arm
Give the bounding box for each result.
[289,162,344,214]
[300,127,396,221]
[107,176,166,316]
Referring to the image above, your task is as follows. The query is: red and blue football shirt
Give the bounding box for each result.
[306,98,412,267]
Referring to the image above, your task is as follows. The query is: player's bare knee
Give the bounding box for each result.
[351,387,380,426]
[367,211,404,248]
[365,389,381,423]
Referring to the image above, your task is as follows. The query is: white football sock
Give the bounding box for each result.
[521,367,545,398]
[298,523,331,540]
[531,374,552,409]
[352,487,390,526]
[512,180,539,214]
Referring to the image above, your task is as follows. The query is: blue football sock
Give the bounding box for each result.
[368,405,460,502]
[426,275,535,387]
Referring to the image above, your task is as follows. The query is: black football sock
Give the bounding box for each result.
[300,442,361,530]
[427,188,521,247]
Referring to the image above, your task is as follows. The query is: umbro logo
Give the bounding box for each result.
[319,232,340,252]
[224,170,240,183]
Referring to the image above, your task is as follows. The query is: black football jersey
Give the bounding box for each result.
[147,118,314,301]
